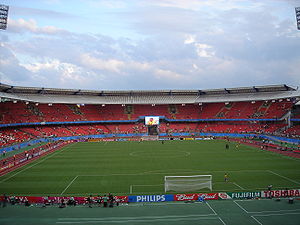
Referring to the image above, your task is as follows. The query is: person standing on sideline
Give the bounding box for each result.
[103,195,108,207]
[1,194,8,207]
[224,173,229,182]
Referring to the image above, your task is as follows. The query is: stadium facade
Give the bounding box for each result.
[0,83,300,153]
[0,83,299,105]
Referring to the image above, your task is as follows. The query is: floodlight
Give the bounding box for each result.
[0,4,9,30]
[296,7,300,30]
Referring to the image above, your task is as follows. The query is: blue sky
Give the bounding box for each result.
[0,0,299,90]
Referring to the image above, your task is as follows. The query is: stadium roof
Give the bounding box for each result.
[0,83,299,105]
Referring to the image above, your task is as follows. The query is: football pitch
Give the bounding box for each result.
[0,140,300,196]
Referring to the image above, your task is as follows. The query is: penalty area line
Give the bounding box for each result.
[61,176,79,195]
[130,184,163,194]
[233,182,245,190]
[267,170,300,185]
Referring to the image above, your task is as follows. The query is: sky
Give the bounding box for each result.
[0,0,299,91]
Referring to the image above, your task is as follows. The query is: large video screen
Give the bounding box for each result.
[145,116,160,125]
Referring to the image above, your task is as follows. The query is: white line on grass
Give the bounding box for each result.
[205,202,218,215]
[0,143,75,183]
[206,202,227,225]
[58,214,218,221]
[120,202,215,207]
[253,212,300,217]
[218,217,227,225]
[251,212,300,225]
[251,216,263,225]
[56,217,219,224]
[142,169,270,174]
[130,184,163,194]
[248,209,300,214]
[233,182,245,190]
[79,169,277,177]
[268,170,300,185]
[60,176,79,195]
[234,200,300,214]
[12,184,300,197]
[233,200,249,213]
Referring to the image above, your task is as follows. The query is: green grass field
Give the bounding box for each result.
[0,140,300,196]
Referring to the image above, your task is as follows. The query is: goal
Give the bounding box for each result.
[164,175,212,193]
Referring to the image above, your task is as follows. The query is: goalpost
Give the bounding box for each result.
[164,175,212,193]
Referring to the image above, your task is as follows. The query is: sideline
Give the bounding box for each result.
[0,143,75,183]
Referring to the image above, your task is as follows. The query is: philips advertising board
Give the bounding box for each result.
[128,194,174,202]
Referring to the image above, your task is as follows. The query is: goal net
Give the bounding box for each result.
[164,175,212,193]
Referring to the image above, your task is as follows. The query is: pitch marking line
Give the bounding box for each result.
[234,200,300,214]
[268,170,300,185]
[56,217,220,224]
[205,202,217,215]
[233,200,249,213]
[0,143,75,184]
[58,214,217,220]
[129,150,191,157]
[251,216,263,225]
[253,212,300,217]
[218,217,227,225]
[14,184,300,196]
[130,184,163,194]
[57,213,222,224]
[213,181,245,190]
[61,176,79,195]
[251,212,300,225]
[233,182,245,190]
[206,202,227,225]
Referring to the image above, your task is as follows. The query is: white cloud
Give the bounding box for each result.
[184,35,215,58]
[8,18,68,35]
[80,53,125,73]
[86,0,127,9]
[141,0,264,11]
[154,68,183,80]
[195,43,215,58]
[1,0,300,90]
[184,35,196,44]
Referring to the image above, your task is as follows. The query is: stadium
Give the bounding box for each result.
[0,82,300,224]
[1,1,300,224]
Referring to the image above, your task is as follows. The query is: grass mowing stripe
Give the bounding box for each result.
[0,143,75,184]
[1,140,299,195]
